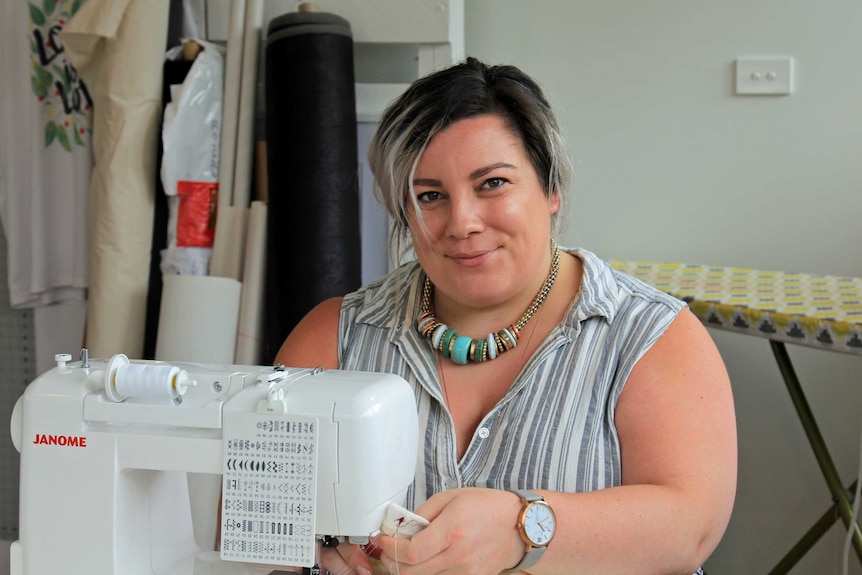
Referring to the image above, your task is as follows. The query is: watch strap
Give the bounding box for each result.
[506,489,550,572]
[512,488,543,503]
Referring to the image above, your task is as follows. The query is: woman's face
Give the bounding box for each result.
[409,114,560,312]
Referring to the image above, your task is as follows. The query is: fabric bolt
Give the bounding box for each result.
[263,10,361,362]
[61,0,170,357]
[337,247,685,507]
[0,0,91,308]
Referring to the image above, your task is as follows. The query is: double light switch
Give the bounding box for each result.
[735,57,794,95]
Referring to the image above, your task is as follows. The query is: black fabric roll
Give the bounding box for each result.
[263,11,361,362]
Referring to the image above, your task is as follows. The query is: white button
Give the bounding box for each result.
[478,427,490,439]
[55,353,72,369]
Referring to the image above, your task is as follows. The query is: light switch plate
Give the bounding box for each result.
[736,57,794,95]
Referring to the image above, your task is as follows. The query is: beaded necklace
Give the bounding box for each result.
[416,243,560,364]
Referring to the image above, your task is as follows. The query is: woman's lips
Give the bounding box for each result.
[448,249,494,267]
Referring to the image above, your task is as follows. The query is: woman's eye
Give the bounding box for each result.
[417,191,442,203]
[482,177,508,190]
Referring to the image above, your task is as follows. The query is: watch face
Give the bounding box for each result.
[523,501,556,546]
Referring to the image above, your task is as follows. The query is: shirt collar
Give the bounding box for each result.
[353,247,621,337]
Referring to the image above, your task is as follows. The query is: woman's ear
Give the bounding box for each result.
[548,189,561,215]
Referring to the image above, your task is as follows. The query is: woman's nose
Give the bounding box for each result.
[444,193,484,238]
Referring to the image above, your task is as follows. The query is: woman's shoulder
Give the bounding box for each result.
[342,260,423,326]
[571,247,685,313]
[558,247,685,351]
[273,296,343,368]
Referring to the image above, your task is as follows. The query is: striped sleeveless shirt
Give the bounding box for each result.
[338,247,685,508]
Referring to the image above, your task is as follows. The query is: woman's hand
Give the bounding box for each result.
[370,488,525,575]
[317,541,375,575]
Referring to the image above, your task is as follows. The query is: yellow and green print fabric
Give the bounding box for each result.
[610,260,862,355]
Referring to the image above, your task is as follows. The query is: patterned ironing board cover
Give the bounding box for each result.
[609,260,862,355]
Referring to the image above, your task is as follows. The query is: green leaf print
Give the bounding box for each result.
[45,121,58,147]
[32,66,52,98]
[71,0,84,15]
[52,64,71,93]
[31,75,45,99]
[37,65,52,85]
[42,0,55,18]
[57,125,72,152]
[28,3,46,26]
[73,126,84,147]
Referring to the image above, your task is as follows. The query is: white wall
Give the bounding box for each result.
[465,1,862,573]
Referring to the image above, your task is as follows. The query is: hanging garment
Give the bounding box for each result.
[0,0,92,309]
[61,0,170,358]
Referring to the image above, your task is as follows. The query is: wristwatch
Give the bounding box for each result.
[506,489,556,572]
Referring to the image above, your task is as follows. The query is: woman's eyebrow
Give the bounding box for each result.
[413,163,517,188]
[469,162,516,180]
[412,177,441,187]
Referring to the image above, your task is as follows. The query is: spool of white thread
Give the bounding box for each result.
[104,354,192,402]
[115,363,188,399]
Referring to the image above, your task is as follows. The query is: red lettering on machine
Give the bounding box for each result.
[32,434,87,447]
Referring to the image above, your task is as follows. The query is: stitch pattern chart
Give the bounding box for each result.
[221,413,319,567]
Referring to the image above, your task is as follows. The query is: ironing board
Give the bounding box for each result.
[609,259,862,574]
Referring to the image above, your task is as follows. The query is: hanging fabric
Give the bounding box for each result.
[0,0,91,309]
[61,0,170,358]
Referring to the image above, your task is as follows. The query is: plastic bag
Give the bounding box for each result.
[160,39,224,275]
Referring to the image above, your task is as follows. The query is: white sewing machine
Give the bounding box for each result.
[9,351,418,575]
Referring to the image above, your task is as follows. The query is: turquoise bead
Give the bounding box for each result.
[450,336,472,365]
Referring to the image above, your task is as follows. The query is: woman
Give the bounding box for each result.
[276,57,736,575]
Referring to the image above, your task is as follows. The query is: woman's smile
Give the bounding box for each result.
[447,248,496,266]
